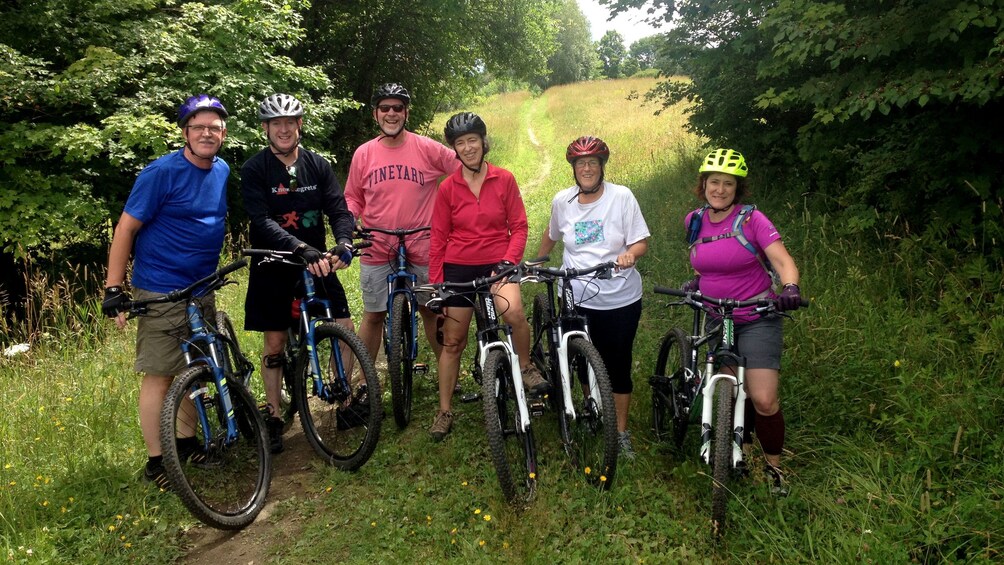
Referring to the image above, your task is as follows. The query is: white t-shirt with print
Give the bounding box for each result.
[547,182,651,310]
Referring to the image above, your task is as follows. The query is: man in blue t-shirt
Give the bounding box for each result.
[101,94,230,489]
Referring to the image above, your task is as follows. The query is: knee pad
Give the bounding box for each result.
[263,353,285,369]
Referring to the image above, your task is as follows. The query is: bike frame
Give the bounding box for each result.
[180,302,241,445]
[698,322,746,469]
[473,286,532,434]
[549,278,601,423]
[295,268,352,404]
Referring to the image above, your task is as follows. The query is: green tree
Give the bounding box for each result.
[596,30,627,78]
[0,0,352,257]
[297,0,558,153]
[542,0,598,87]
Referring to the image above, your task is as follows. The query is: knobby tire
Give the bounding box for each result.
[482,349,537,504]
[387,293,414,428]
[711,381,735,538]
[566,338,618,489]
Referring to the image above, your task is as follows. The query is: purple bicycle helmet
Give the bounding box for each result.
[177,94,228,126]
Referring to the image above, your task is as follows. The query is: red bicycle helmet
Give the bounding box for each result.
[565,136,610,165]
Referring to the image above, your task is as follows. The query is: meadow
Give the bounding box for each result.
[1,77,1002,563]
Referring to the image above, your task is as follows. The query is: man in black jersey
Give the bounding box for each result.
[241,93,356,453]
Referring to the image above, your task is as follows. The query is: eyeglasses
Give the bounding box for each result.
[186,125,224,136]
[574,158,602,170]
[377,104,406,114]
[287,165,297,190]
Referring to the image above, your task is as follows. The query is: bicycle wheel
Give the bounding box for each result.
[216,311,252,389]
[296,322,382,470]
[387,293,414,428]
[482,349,537,504]
[651,327,691,449]
[566,338,618,489]
[160,365,271,530]
[711,380,735,537]
[529,294,556,392]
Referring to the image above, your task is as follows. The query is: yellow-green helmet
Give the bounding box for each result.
[699,149,748,178]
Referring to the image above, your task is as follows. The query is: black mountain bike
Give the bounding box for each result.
[525,260,619,489]
[117,259,270,530]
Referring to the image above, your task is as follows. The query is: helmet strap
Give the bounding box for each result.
[267,124,301,157]
[567,168,604,202]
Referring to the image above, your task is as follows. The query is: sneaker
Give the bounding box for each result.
[266,416,284,454]
[618,431,636,460]
[765,464,790,497]
[176,437,221,469]
[429,410,454,442]
[143,462,172,491]
[521,365,550,394]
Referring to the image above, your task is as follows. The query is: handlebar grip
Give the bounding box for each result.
[653,286,685,297]
[799,298,810,308]
[219,258,249,277]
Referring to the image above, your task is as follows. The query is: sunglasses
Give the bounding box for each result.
[287,165,297,190]
[377,104,406,114]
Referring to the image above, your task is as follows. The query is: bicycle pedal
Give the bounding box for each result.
[528,398,546,417]
[461,392,482,403]
[413,363,429,375]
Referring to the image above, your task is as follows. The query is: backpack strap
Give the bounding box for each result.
[685,204,709,245]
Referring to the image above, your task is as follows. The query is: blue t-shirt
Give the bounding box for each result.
[124,149,229,293]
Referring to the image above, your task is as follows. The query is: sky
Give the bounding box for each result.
[576,0,667,46]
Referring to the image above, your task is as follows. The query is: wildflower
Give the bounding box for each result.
[461,481,468,486]
[479,540,485,547]
[427,515,432,522]
[503,541,509,549]
[325,487,332,493]
[371,522,376,527]
[474,508,481,515]
[42,501,48,507]
[3,343,29,357]
[483,515,491,522]
[451,539,456,545]
[600,475,607,483]
[116,514,123,520]
[894,359,901,368]
[3,464,10,469]
[584,467,591,475]
[450,528,458,535]
[529,472,536,479]
[124,543,132,548]
[108,525,116,532]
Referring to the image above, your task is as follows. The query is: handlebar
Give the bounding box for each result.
[242,242,371,266]
[355,225,431,239]
[524,260,616,282]
[119,257,248,314]
[653,286,810,310]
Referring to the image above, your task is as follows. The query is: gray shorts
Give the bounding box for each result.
[359,262,430,313]
[707,314,784,370]
[134,288,216,376]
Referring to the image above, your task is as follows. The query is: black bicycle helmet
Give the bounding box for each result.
[258,93,305,121]
[443,112,487,146]
[371,83,411,106]
[177,94,228,126]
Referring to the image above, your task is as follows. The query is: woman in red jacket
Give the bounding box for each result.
[427,112,548,442]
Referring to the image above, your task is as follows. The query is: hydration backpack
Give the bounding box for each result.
[686,204,781,290]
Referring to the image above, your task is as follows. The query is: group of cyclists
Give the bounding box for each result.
[102,83,802,497]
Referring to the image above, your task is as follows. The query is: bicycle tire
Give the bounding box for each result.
[566,338,618,490]
[651,327,691,450]
[160,365,272,530]
[387,293,414,428]
[295,322,382,470]
[482,349,537,504]
[215,311,249,388]
[530,293,553,379]
[711,380,735,537]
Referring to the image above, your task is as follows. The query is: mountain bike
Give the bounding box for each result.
[651,285,807,537]
[524,259,619,489]
[418,263,538,504]
[354,225,432,429]
[243,247,381,470]
[117,258,270,530]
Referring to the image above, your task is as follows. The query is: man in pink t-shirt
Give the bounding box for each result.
[344,83,457,364]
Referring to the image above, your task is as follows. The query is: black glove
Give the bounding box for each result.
[102,286,129,318]
[294,243,324,265]
[332,242,354,266]
[495,260,515,275]
[681,276,701,293]
[778,283,801,311]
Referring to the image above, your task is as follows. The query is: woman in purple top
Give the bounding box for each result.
[682,149,802,496]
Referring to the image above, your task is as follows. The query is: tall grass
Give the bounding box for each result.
[2,78,1002,563]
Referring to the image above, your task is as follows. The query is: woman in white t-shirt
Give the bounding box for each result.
[536,136,650,459]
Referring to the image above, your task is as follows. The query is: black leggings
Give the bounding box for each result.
[578,299,642,395]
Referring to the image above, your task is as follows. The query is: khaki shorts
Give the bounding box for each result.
[134,288,216,376]
[359,262,430,313]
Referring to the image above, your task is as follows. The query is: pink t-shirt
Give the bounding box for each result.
[685,206,781,322]
[429,163,528,283]
[344,132,457,265]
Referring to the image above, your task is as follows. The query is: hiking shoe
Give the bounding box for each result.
[266,416,284,454]
[618,431,636,460]
[765,464,790,497]
[429,410,454,442]
[521,365,550,394]
[143,462,172,492]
